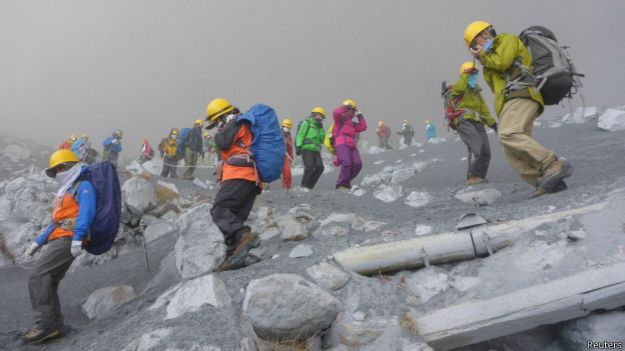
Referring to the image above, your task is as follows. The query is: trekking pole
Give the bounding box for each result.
[140,224,150,273]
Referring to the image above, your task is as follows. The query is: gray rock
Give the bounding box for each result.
[163,274,231,320]
[306,262,351,291]
[122,177,158,215]
[174,203,226,279]
[559,310,625,349]
[82,285,137,320]
[598,108,625,131]
[351,217,386,233]
[405,191,431,208]
[454,187,501,206]
[373,184,403,203]
[289,244,314,258]
[562,106,601,124]
[279,216,309,241]
[143,221,177,243]
[243,273,342,340]
[391,168,415,184]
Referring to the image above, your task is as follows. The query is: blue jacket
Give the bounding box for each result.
[103,137,123,153]
[35,175,97,245]
[426,124,436,140]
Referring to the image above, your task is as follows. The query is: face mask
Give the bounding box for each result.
[171,134,178,140]
[283,127,291,133]
[483,38,494,51]
[56,168,74,184]
[468,73,478,88]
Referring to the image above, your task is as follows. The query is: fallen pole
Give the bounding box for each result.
[404,261,625,350]
[333,202,607,275]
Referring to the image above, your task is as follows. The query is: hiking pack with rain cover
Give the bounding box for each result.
[441,81,464,131]
[511,26,584,105]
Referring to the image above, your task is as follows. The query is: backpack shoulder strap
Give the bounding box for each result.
[71,180,83,199]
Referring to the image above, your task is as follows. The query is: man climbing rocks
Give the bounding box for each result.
[102,130,123,167]
[182,120,204,180]
[464,20,572,194]
[425,120,436,141]
[333,99,368,190]
[397,120,415,147]
[206,98,260,271]
[450,61,497,185]
[23,149,96,345]
[159,128,179,178]
[376,121,392,150]
[295,107,326,190]
[281,118,294,190]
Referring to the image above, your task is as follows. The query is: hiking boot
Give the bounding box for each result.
[537,160,573,193]
[336,185,351,193]
[217,254,247,272]
[23,326,62,345]
[465,176,487,186]
[229,231,259,262]
[534,179,568,197]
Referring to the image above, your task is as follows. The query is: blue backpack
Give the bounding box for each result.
[175,128,191,159]
[237,104,286,183]
[75,162,122,255]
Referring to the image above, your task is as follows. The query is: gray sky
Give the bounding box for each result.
[2,0,625,149]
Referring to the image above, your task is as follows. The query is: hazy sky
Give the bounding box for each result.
[2,0,625,150]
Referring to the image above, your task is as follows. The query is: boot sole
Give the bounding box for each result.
[24,330,61,345]
[538,162,572,193]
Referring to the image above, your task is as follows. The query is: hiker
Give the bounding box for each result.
[464,20,572,194]
[102,130,123,167]
[295,107,326,190]
[201,131,211,162]
[449,62,498,185]
[71,134,90,161]
[425,120,436,141]
[206,98,261,271]
[333,99,368,190]
[376,121,392,150]
[397,120,415,147]
[182,120,204,180]
[58,134,77,150]
[281,119,294,190]
[139,140,154,164]
[23,150,96,345]
[159,128,179,178]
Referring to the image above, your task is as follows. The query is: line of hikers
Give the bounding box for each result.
[57,130,124,167]
[25,19,579,346]
[375,119,438,150]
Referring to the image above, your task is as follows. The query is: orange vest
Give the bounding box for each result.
[220,124,258,183]
[49,193,80,241]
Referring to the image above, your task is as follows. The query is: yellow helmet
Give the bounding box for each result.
[282,118,293,129]
[194,119,204,125]
[81,133,89,140]
[311,106,326,118]
[378,121,384,126]
[342,99,357,109]
[171,128,180,135]
[459,61,477,75]
[46,149,79,178]
[113,130,123,139]
[202,131,209,137]
[464,20,491,48]
[424,120,430,124]
[206,98,234,123]
[69,134,77,142]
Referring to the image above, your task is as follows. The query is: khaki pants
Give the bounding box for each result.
[498,98,556,186]
[183,148,199,180]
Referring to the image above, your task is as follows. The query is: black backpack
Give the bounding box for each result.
[518,26,584,105]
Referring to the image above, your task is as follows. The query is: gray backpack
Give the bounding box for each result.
[516,26,584,105]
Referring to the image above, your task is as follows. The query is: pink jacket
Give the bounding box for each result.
[332,106,368,148]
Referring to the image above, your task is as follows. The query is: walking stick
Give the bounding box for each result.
[140,225,150,273]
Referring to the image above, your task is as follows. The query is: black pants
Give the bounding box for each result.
[379,138,392,149]
[301,150,324,189]
[161,156,178,178]
[210,179,260,256]
[28,237,75,330]
[457,119,491,179]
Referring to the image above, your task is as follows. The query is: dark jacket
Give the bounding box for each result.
[186,127,204,153]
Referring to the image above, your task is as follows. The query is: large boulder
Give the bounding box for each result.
[143,221,177,243]
[174,203,226,279]
[82,285,137,320]
[122,177,158,215]
[598,108,625,131]
[243,273,343,341]
[559,310,625,349]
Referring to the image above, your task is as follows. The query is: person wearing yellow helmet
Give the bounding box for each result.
[295,107,327,189]
[24,149,97,345]
[376,121,392,150]
[204,98,260,271]
[464,20,571,195]
[70,133,92,162]
[181,120,205,180]
[448,61,498,185]
[280,119,294,190]
[139,139,154,164]
[396,120,415,147]
[102,130,123,167]
[333,99,368,190]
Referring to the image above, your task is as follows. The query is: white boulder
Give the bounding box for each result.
[562,106,601,124]
[405,191,431,208]
[144,221,177,243]
[306,262,351,291]
[454,187,501,206]
[598,108,625,131]
[278,216,309,241]
[243,273,343,340]
[164,274,231,320]
[82,285,137,320]
[122,177,158,215]
[373,184,403,203]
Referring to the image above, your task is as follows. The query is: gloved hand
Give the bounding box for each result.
[491,123,498,133]
[27,242,41,256]
[71,240,83,258]
[111,139,119,144]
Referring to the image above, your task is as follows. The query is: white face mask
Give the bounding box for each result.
[283,127,291,133]
[56,168,74,184]
[171,134,178,140]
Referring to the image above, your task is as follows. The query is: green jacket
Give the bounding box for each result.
[451,73,496,128]
[479,33,544,117]
[295,117,326,152]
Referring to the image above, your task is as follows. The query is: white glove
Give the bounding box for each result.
[111,139,119,144]
[71,240,83,258]
[352,115,360,124]
[27,243,41,256]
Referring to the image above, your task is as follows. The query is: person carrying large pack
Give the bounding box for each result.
[206,98,284,271]
[449,62,498,185]
[333,99,368,190]
[159,128,180,178]
[182,120,204,180]
[102,130,123,167]
[295,106,326,190]
[24,149,121,345]
[465,20,572,195]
